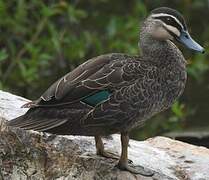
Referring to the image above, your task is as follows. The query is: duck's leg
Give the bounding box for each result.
[117,132,154,176]
[95,135,119,159]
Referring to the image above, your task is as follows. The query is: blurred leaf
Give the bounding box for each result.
[0,49,8,62]
[187,53,209,83]
[171,101,184,118]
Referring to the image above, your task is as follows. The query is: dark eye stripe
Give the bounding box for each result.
[154,16,182,31]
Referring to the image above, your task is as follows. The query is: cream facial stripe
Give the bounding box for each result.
[163,23,180,37]
[153,18,181,37]
[151,13,184,30]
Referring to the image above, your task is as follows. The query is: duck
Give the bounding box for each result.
[8,7,204,176]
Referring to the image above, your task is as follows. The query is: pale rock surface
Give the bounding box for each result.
[0,90,209,180]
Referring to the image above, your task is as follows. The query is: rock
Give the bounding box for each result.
[165,131,209,148]
[0,89,209,180]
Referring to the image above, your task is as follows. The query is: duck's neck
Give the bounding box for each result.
[139,29,186,67]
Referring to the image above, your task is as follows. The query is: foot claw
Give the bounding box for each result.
[21,102,35,108]
[128,159,133,164]
[117,163,154,177]
[97,150,119,160]
[97,151,133,163]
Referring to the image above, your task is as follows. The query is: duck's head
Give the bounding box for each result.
[144,7,204,53]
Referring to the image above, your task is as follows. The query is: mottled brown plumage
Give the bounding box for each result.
[8,7,204,176]
[9,52,186,135]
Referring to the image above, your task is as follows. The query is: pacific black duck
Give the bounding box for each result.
[8,7,204,176]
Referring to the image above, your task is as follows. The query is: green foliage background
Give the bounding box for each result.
[0,0,209,139]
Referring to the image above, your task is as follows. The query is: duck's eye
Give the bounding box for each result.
[166,17,171,21]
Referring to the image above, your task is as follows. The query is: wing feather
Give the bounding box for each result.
[29,53,138,107]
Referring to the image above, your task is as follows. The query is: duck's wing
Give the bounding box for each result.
[24,53,132,107]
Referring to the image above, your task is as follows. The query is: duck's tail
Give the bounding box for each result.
[7,109,68,132]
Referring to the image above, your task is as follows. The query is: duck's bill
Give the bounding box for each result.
[176,30,205,53]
